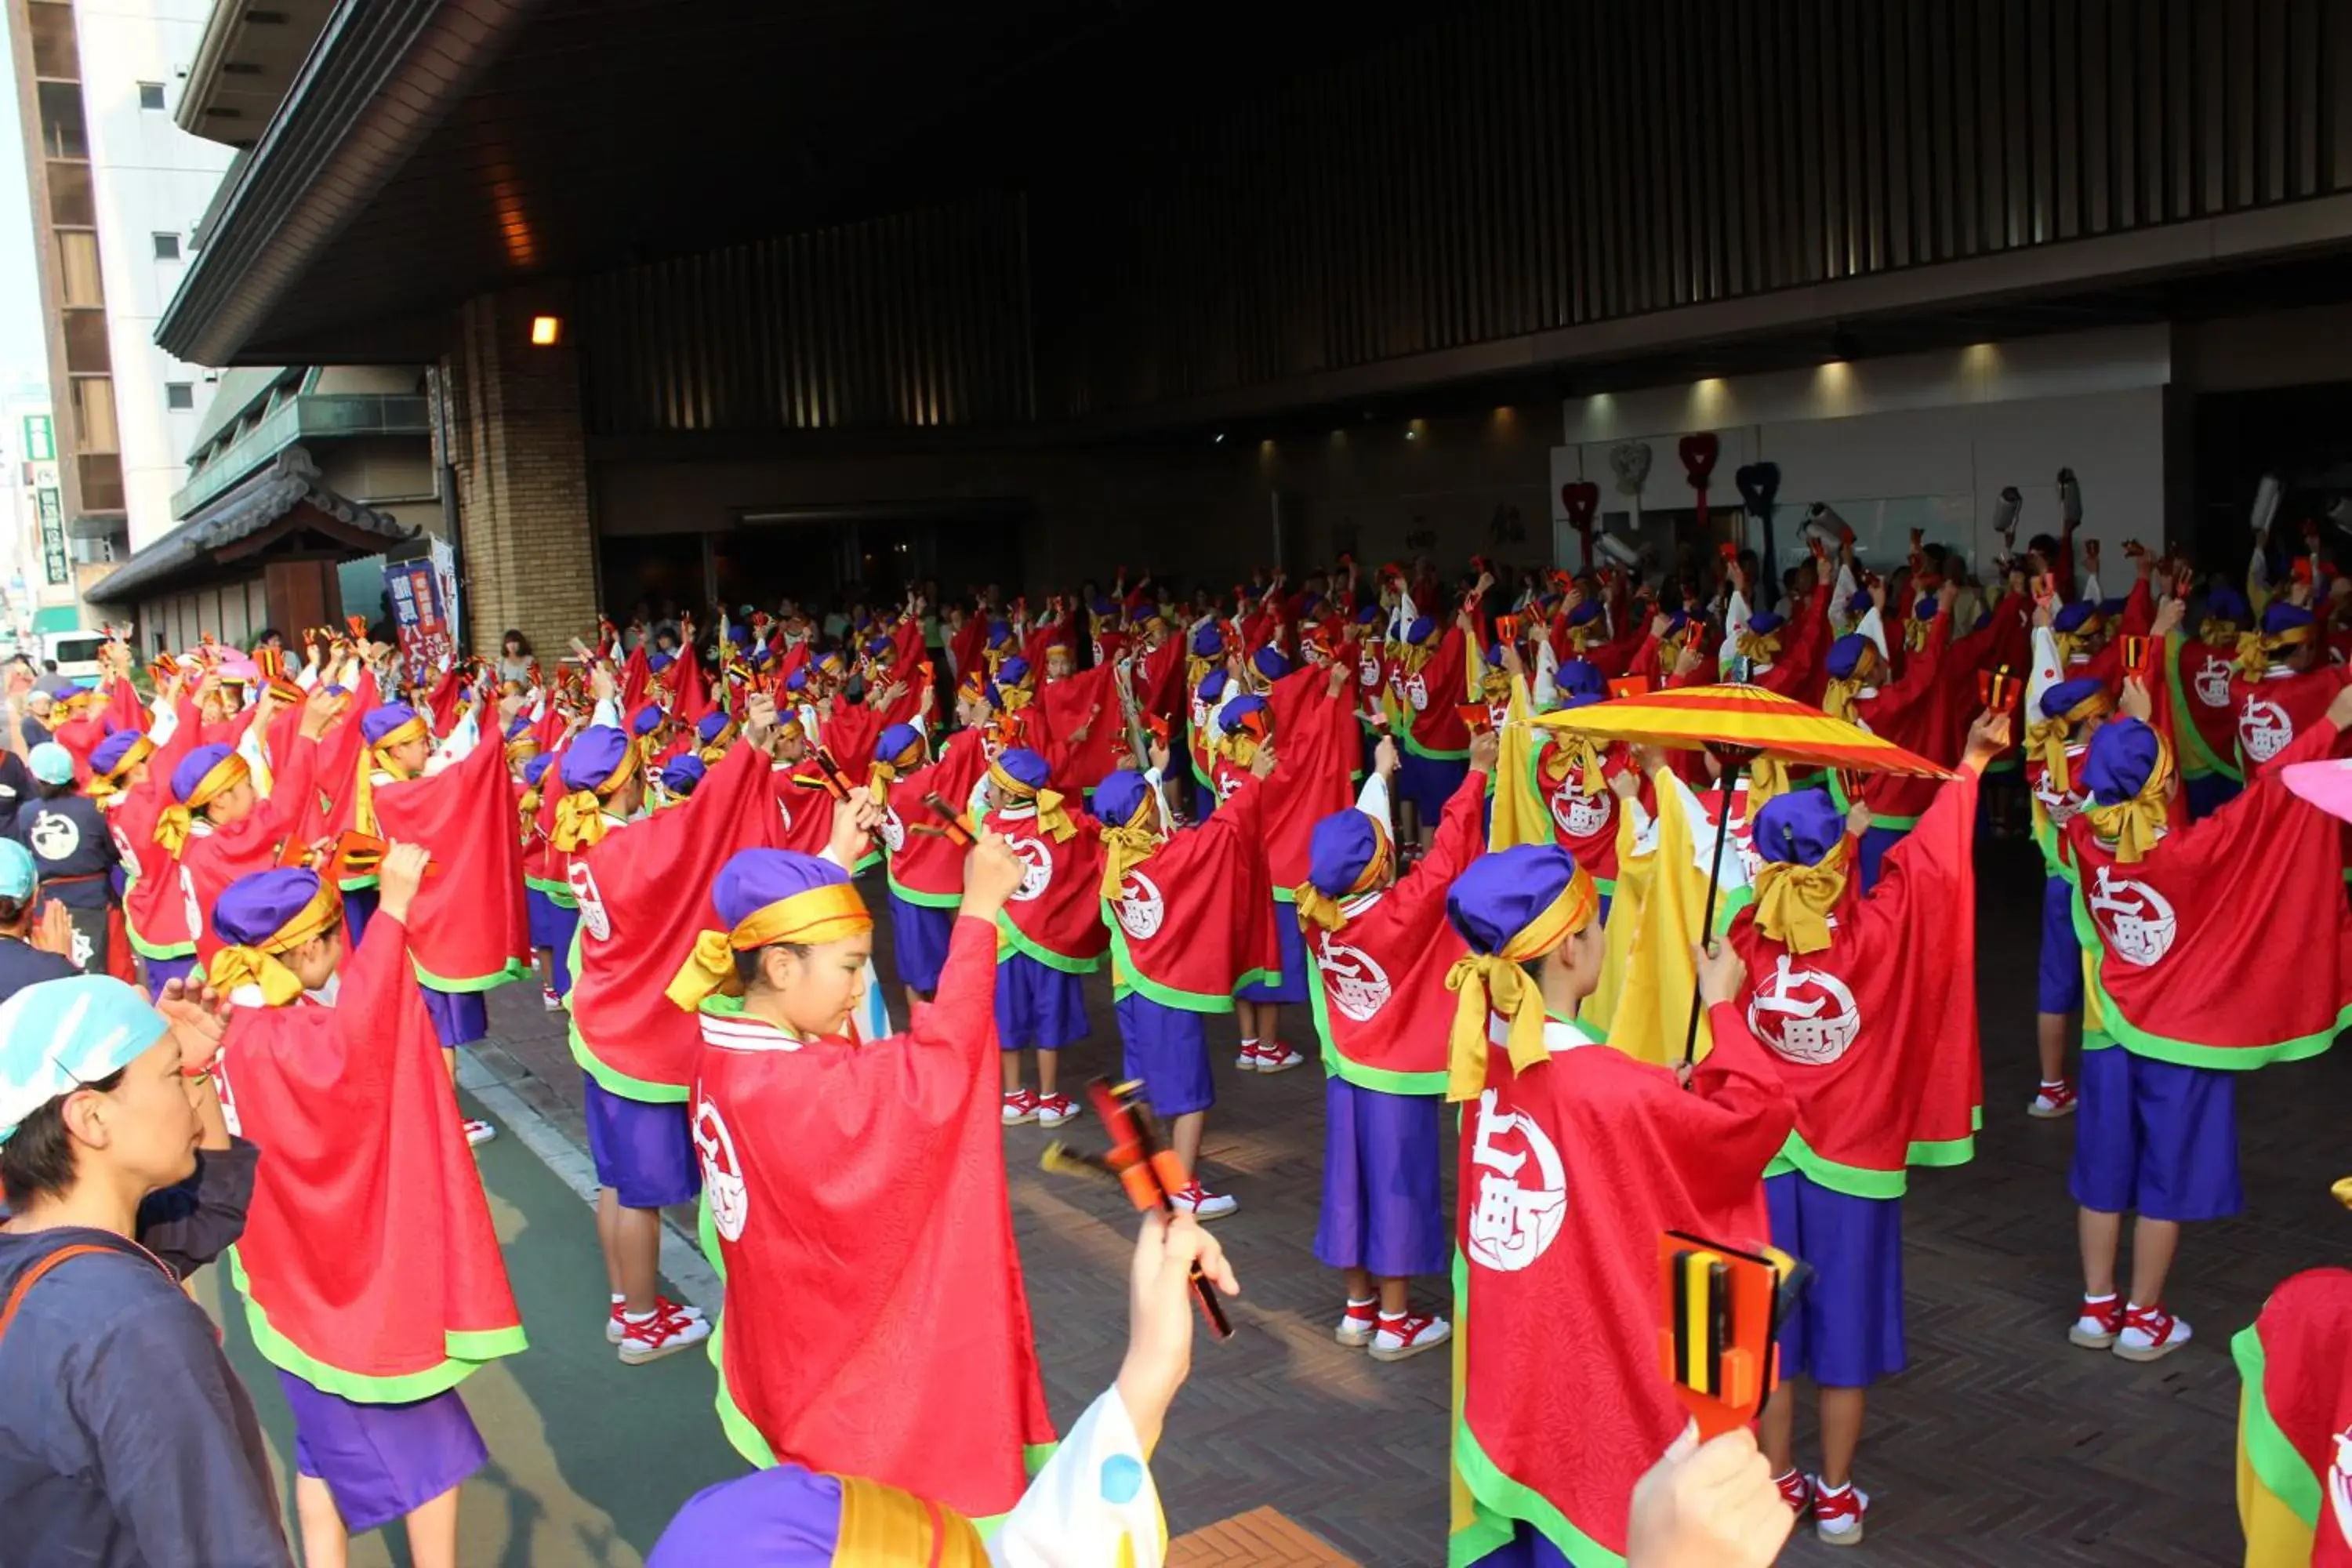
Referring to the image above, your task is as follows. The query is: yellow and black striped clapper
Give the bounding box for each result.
[1655,1231,1809,1439]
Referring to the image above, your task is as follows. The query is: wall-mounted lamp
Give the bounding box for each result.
[529,314,563,347]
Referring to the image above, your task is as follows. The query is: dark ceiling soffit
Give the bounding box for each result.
[85,448,416,605]
[155,0,544,368]
[733,497,1033,528]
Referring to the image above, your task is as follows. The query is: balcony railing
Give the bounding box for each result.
[169,392,429,517]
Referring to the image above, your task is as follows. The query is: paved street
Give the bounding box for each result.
[200,829,2352,1565]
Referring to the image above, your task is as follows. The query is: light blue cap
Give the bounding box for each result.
[0,840,35,902]
[27,743,72,786]
[0,976,171,1143]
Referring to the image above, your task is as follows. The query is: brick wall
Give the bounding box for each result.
[448,289,601,656]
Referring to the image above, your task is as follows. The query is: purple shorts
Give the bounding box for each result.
[2184,771,2241,820]
[1235,897,1307,1004]
[1766,1171,1906,1387]
[1315,1076,1446,1279]
[275,1371,486,1534]
[1395,752,1469,822]
[995,951,1089,1050]
[887,892,955,995]
[1461,1521,1573,1567]
[2069,1046,2242,1222]
[1854,822,1906,893]
[527,886,579,957]
[583,1076,701,1209]
[340,885,379,949]
[142,952,196,1000]
[421,986,488,1050]
[1114,993,1214,1118]
[2038,873,2083,1014]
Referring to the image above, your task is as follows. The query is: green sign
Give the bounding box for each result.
[21,414,51,463]
[37,487,65,584]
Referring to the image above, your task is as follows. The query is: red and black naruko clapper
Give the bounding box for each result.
[1040,1076,1234,1341]
[1657,1230,1810,1439]
[918,790,976,847]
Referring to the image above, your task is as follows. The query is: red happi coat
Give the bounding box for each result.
[2167,634,2245,784]
[180,734,321,975]
[694,919,1054,1517]
[1389,626,1471,760]
[303,671,383,849]
[1104,775,1277,1011]
[1727,771,1983,1194]
[1037,663,1121,789]
[2234,1268,2352,1567]
[1256,667,1362,893]
[2229,665,2352,777]
[1131,636,1187,728]
[771,765,841,858]
[1833,612,1958,829]
[1529,735,1632,891]
[880,731,991,909]
[2063,718,2352,1069]
[1454,1007,1793,1563]
[215,910,523,1398]
[369,739,531,990]
[111,705,207,961]
[1306,771,1486,1094]
[568,746,789,1100]
[983,798,1106,971]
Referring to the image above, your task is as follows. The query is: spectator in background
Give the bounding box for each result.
[17,691,53,751]
[13,744,120,977]
[249,628,285,655]
[31,660,74,701]
[497,630,536,686]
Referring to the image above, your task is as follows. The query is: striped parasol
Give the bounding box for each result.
[1529,681,1953,778]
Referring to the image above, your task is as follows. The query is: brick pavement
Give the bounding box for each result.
[478,837,2352,1566]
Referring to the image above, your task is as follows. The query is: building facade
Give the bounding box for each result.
[149,0,2352,655]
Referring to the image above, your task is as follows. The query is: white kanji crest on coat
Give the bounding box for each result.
[27,809,78,861]
[1114,869,1164,940]
[2087,863,2176,967]
[1358,651,1382,688]
[880,804,906,855]
[1316,936,1392,1022]
[1549,781,1613,840]
[1008,833,1054,902]
[1400,671,1430,713]
[2031,752,2089,827]
[2193,655,2233,710]
[1748,953,1863,1065]
[1465,1088,1567,1272]
[568,859,612,942]
[2239,695,2294,763]
[2327,1424,2352,1552]
[694,1095,749,1243]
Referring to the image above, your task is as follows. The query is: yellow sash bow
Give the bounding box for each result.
[1735,628,1784,665]
[82,736,154,802]
[2198,616,2239,648]
[550,745,641,853]
[1445,953,1549,1103]
[1541,733,1608,797]
[1821,676,1866,725]
[1744,754,1791,813]
[205,878,342,1006]
[2238,622,2315,679]
[2027,716,2076,797]
[1752,841,1848,956]
[1098,791,1162,900]
[2085,734,2175,865]
[154,751,251,855]
[666,884,874,1011]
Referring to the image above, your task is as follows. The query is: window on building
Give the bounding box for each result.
[165,381,194,411]
[151,232,179,260]
[136,81,164,111]
[56,230,101,307]
[70,376,118,453]
[37,82,88,159]
[27,4,78,82]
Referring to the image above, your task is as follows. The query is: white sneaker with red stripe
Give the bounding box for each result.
[463,1118,497,1147]
[1233,1040,1265,1072]
[1036,1092,1080,1128]
[1334,1298,1379,1348]
[606,1294,706,1345]
[1811,1479,1868,1545]
[1369,1311,1450,1363]
[616,1300,712,1364]
[1001,1089,1040,1126]
[2028,1078,2078,1118]
[1240,1040,1305,1073]
[2068,1293,2125,1349]
[543,985,563,1011]
[2114,1301,2192,1362]
[1774,1470,1812,1518]
[1168,1180,1236,1219]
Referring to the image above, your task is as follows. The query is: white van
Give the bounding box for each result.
[40,630,107,682]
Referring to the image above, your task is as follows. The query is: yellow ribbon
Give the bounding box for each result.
[1291,819,1393,935]
[154,752,252,855]
[2198,615,2240,647]
[833,1473,988,1568]
[2238,621,2316,679]
[354,714,431,838]
[666,883,876,1011]
[1752,840,1848,956]
[1735,628,1784,665]
[1098,792,1162,901]
[549,744,642,853]
[1442,873,1596,1102]
[2027,716,2076,797]
[1744,754,1791,813]
[2054,611,2107,667]
[1541,734,1608,797]
[2085,732,2175,865]
[988,759,1076,841]
[82,735,155,801]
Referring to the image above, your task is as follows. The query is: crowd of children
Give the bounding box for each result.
[1,499,2348,1566]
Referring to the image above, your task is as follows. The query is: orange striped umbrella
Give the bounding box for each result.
[1529,681,1953,777]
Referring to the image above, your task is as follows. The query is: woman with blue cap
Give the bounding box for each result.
[2020,672,2114,1120]
[0,975,287,1565]
[209,847,521,1568]
[517,750,575,1009]
[1381,576,1479,852]
[1183,666,1231,819]
[2057,681,2352,1370]
[1444,843,1792,1568]
[1818,579,1968,891]
[1727,708,2008,1545]
[670,837,1057,1517]
[11,741,118,976]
